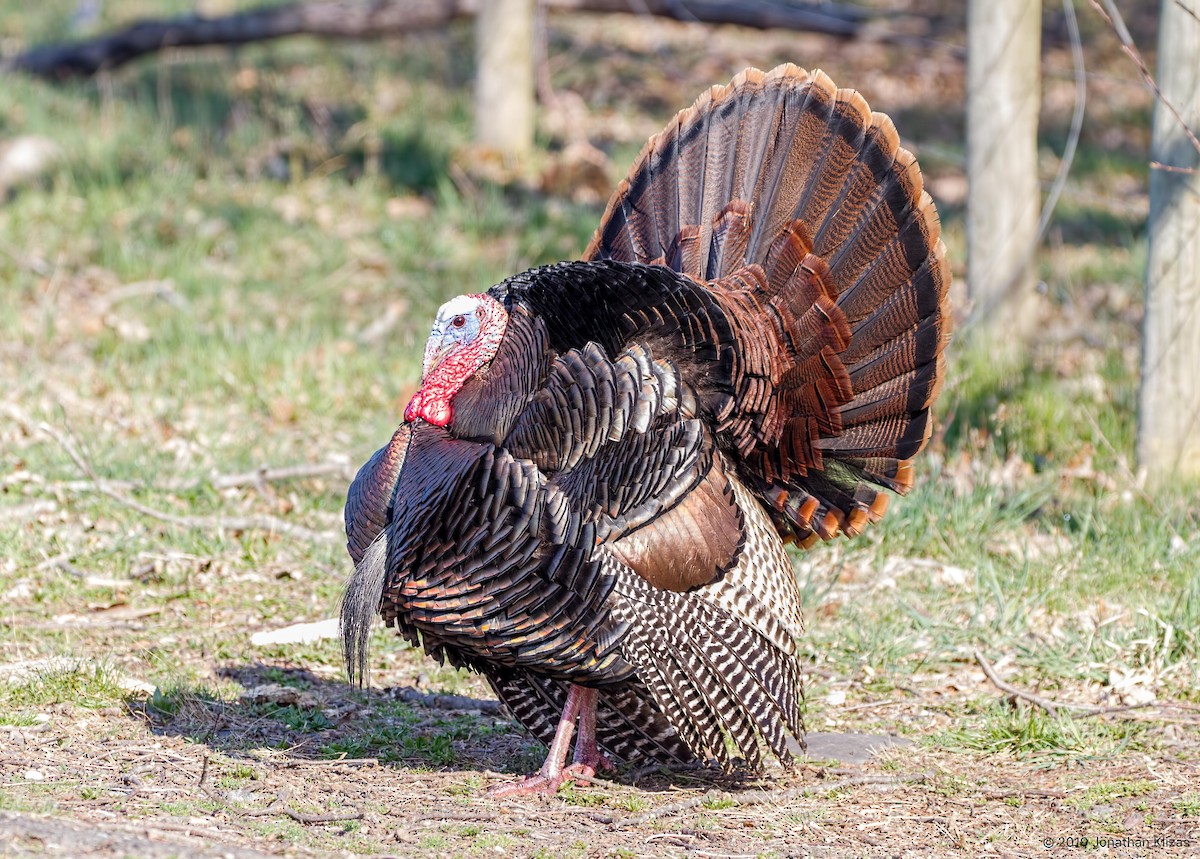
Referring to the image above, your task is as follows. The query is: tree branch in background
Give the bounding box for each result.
[1087,0,1200,167]
[1,0,877,80]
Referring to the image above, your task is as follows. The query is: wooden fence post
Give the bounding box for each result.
[1137,0,1200,485]
[474,0,535,161]
[966,0,1043,362]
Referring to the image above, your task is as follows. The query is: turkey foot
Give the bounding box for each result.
[488,685,610,798]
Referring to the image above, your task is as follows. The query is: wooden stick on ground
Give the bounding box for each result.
[5,405,341,545]
[240,794,363,824]
[974,650,1159,719]
[611,772,930,829]
[974,651,1066,718]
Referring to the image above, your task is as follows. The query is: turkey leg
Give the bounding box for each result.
[488,684,612,797]
[571,686,615,775]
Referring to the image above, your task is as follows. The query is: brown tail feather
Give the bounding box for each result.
[586,65,950,543]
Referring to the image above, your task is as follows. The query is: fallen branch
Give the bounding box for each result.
[974,651,1068,718]
[612,772,929,828]
[20,462,353,497]
[974,651,1158,719]
[2,0,881,80]
[389,686,503,716]
[203,461,355,490]
[983,788,1066,800]
[278,757,379,768]
[240,794,362,824]
[8,407,340,546]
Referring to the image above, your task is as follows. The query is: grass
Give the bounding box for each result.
[935,705,1146,762]
[1068,779,1157,811]
[0,661,128,713]
[1173,793,1200,817]
[314,698,506,765]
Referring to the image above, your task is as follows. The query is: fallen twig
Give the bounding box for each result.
[240,794,362,825]
[277,757,379,768]
[1074,702,1160,719]
[204,462,355,490]
[974,651,1158,719]
[8,407,340,546]
[17,462,353,496]
[390,686,503,716]
[611,772,929,828]
[974,651,1068,717]
[984,788,1066,800]
[838,698,911,713]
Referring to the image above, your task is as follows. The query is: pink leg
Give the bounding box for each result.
[488,684,610,797]
[568,686,615,779]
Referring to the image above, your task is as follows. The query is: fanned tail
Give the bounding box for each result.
[586,64,951,545]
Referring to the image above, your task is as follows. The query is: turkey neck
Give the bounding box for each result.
[445,306,552,445]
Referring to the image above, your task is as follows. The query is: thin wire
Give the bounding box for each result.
[1037,0,1087,241]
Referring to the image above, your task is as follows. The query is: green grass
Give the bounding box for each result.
[1067,779,1157,811]
[1173,793,1200,817]
[0,661,128,712]
[315,699,502,765]
[936,705,1146,762]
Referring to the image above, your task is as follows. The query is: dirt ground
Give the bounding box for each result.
[3,2,1199,858]
[2,655,1199,858]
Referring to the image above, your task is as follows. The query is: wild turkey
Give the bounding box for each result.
[341,65,950,795]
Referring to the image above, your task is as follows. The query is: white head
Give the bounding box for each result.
[422,294,487,378]
[404,293,508,427]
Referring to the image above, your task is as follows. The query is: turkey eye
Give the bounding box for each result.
[451,315,467,329]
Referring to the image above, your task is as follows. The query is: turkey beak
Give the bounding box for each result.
[422,337,456,379]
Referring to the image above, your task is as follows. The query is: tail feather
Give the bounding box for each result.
[843,246,950,362]
[791,88,873,241]
[753,69,838,254]
[811,114,902,270]
[340,533,389,687]
[742,65,806,261]
[726,68,772,209]
[587,65,951,544]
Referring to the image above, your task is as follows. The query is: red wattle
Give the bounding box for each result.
[405,293,507,429]
[404,389,452,427]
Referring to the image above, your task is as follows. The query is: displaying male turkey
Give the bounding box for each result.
[342,65,950,795]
